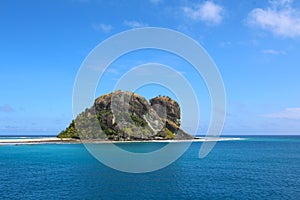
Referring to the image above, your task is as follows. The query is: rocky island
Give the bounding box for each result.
[57,90,193,141]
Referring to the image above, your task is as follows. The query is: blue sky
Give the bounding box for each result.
[1,0,300,135]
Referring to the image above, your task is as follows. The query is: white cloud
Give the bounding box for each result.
[247,0,300,38]
[149,0,163,5]
[261,49,286,55]
[86,63,121,74]
[183,1,224,25]
[106,68,119,75]
[123,20,148,28]
[74,0,89,3]
[92,23,113,33]
[0,104,14,112]
[220,41,232,47]
[262,108,300,119]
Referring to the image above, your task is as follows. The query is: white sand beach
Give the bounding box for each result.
[0,137,245,145]
[0,137,79,145]
[82,137,245,144]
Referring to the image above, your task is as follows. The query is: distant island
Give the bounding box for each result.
[57,90,193,141]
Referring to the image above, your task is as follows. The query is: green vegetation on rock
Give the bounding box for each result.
[164,128,175,139]
[57,120,79,139]
[131,114,147,127]
[57,90,192,140]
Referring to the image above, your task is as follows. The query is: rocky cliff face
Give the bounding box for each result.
[58,90,192,140]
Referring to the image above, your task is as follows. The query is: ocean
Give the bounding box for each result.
[0,136,299,199]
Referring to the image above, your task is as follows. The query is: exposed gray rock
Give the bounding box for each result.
[58,90,193,140]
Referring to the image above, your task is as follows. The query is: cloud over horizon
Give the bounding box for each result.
[0,104,14,112]
[261,107,300,120]
[261,49,286,55]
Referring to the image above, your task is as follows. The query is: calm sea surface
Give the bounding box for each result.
[0,136,299,199]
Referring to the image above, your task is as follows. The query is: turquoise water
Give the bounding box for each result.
[0,136,299,199]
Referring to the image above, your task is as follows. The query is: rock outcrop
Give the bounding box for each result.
[57,90,192,140]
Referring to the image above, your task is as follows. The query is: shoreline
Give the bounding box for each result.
[0,137,80,145]
[0,137,245,145]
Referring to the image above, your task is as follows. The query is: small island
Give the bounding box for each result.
[0,90,244,145]
[57,90,193,141]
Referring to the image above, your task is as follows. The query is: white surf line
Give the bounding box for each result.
[0,137,72,143]
[0,137,246,145]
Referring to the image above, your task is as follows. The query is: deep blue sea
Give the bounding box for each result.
[0,136,299,199]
